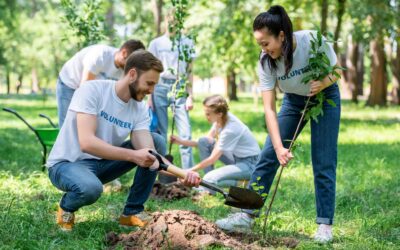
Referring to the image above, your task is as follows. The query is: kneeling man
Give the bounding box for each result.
[47,50,200,231]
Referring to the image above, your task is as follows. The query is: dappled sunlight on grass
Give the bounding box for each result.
[1,94,399,249]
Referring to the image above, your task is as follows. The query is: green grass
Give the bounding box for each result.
[0,94,399,249]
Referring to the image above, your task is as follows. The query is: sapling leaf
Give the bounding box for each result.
[327,99,337,107]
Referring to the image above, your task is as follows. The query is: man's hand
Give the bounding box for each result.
[181,170,201,187]
[185,96,193,111]
[132,148,157,167]
[275,146,294,166]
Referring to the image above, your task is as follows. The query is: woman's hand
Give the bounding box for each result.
[275,147,294,166]
[308,80,328,97]
[185,96,194,111]
[170,135,182,145]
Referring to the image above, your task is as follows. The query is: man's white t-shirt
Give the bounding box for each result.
[258,30,337,96]
[214,113,260,158]
[59,45,123,89]
[47,80,150,167]
[148,34,195,80]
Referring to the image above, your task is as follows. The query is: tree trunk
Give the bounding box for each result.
[334,0,346,52]
[356,45,364,96]
[367,38,387,106]
[320,0,328,34]
[347,38,359,103]
[16,74,23,94]
[152,0,163,36]
[6,67,11,94]
[105,0,115,42]
[390,41,400,105]
[31,68,40,94]
[226,68,238,101]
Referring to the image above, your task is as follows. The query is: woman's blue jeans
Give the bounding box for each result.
[48,133,166,215]
[248,83,341,225]
[197,137,258,194]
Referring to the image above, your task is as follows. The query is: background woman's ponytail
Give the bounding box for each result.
[253,5,293,75]
[203,95,229,126]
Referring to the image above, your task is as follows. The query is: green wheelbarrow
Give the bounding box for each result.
[3,108,59,171]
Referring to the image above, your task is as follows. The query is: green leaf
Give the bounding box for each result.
[327,99,337,107]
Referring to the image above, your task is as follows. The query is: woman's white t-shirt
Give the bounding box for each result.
[214,113,260,158]
[258,30,337,96]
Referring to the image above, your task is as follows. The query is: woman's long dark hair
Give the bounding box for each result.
[253,5,293,75]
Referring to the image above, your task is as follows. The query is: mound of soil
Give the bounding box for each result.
[106,210,260,250]
[150,181,192,200]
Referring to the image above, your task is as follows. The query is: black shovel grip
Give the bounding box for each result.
[199,180,225,195]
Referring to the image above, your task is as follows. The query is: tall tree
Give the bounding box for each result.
[333,0,345,52]
[389,40,400,104]
[367,37,387,106]
[60,0,106,49]
[389,1,400,105]
[105,0,115,43]
[320,0,328,34]
[348,0,394,106]
[152,0,163,36]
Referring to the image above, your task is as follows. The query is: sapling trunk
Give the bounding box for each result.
[262,96,311,236]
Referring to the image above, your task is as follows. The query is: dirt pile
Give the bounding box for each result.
[106,210,259,250]
[150,181,192,200]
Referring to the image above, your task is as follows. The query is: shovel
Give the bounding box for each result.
[149,150,264,210]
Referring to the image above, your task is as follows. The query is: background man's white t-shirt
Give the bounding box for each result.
[59,45,123,89]
[215,113,260,158]
[148,34,195,80]
[258,30,337,96]
[47,80,150,167]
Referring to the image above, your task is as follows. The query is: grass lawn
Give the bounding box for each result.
[0,93,399,249]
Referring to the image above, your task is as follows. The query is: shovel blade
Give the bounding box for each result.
[224,186,264,210]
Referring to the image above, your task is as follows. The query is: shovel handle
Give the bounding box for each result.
[164,164,187,179]
[163,165,225,195]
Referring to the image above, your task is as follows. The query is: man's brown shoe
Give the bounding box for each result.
[119,212,151,228]
[57,206,75,231]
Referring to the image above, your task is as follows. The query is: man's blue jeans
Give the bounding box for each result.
[48,133,166,215]
[248,83,341,225]
[152,79,194,169]
[56,78,75,128]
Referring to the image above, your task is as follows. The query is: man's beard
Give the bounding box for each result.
[128,79,140,101]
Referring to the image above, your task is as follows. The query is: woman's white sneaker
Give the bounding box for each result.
[215,212,253,232]
[314,224,333,243]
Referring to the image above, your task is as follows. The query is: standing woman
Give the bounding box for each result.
[216,5,341,243]
[171,95,260,191]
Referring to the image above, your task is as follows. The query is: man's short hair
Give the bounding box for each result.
[120,39,145,55]
[124,50,164,75]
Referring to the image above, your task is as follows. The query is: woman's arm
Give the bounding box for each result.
[170,135,198,147]
[171,125,216,147]
[262,90,293,166]
[191,146,223,172]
